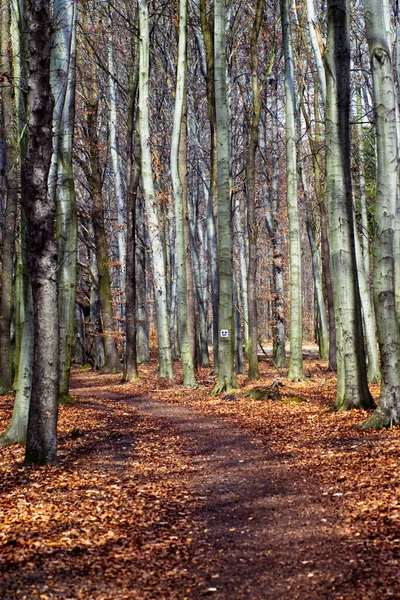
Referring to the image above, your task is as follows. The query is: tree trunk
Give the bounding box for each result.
[245,0,263,381]
[200,0,219,371]
[138,0,173,379]
[324,0,373,409]
[22,0,59,466]
[363,0,400,428]
[123,40,140,383]
[0,285,33,446]
[280,0,305,382]
[50,0,78,401]
[171,0,197,387]
[0,0,18,394]
[213,0,236,393]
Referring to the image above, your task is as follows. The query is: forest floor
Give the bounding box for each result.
[0,348,400,599]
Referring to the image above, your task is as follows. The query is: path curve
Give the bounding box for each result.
[71,377,364,599]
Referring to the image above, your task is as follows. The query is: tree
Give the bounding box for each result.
[213,0,236,392]
[49,0,78,401]
[138,0,173,379]
[324,0,373,410]
[22,0,59,466]
[245,0,264,381]
[280,0,305,382]
[0,0,18,394]
[170,0,197,388]
[362,0,400,427]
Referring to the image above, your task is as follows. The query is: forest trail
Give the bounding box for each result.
[66,370,391,600]
[1,366,399,599]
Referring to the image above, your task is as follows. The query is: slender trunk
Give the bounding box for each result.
[0,285,33,446]
[0,0,18,394]
[280,0,305,381]
[136,194,150,363]
[200,0,219,371]
[171,0,197,387]
[124,52,140,382]
[108,18,126,294]
[50,0,78,401]
[138,0,172,379]
[245,0,263,380]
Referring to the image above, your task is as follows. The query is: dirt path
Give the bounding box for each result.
[69,375,379,600]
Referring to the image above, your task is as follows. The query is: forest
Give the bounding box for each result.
[0,0,400,463]
[2,0,400,596]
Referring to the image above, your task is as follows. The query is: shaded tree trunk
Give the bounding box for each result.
[213,0,236,392]
[23,0,59,466]
[324,0,373,409]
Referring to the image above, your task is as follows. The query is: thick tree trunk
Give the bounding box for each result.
[324,0,373,409]
[22,0,59,466]
[363,0,400,428]
[213,0,236,393]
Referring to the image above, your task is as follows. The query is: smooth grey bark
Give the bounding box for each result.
[213,0,236,392]
[363,0,400,428]
[138,0,173,379]
[324,0,373,409]
[353,219,380,383]
[49,0,78,401]
[280,0,305,381]
[171,0,197,387]
[23,0,59,465]
[305,210,329,360]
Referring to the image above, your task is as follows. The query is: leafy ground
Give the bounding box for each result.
[0,350,400,599]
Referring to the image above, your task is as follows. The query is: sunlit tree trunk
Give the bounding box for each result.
[213,0,236,392]
[280,0,305,381]
[171,0,197,387]
[49,0,78,402]
[23,0,59,465]
[138,0,172,379]
[324,0,373,409]
[353,219,380,383]
[363,0,400,428]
